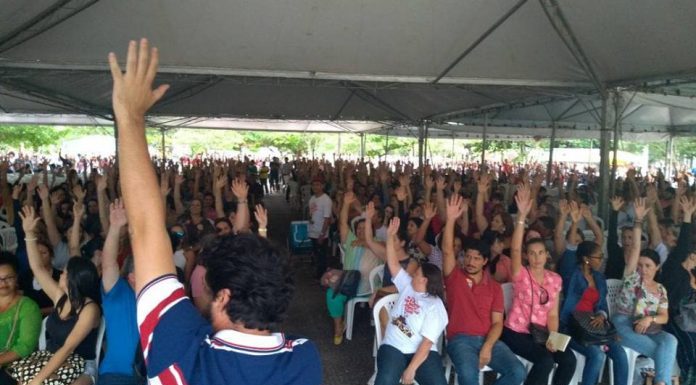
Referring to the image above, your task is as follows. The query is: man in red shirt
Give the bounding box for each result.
[442,196,526,385]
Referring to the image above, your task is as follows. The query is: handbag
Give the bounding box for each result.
[526,268,549,345]
[335,270,361,299]
[569,310,618,346]
[9,350,84,385]
[675,301,696,333]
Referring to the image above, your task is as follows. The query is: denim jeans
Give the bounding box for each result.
[568,339,628,385]
[501,327,577,385]
[447,334,526,385]
[310,237,328,278]
[375,344,448,385]
[613,314,678,385]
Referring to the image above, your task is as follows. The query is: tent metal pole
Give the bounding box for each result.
[385,130,390,159]
[666,134,675,179]
[546,122,557,185]
[418,123,425,178]
[424,124,430,168]
[359,133,366,159]
[481,114,488,168]
[610,90,622,197]
[597,93,611,223]
[161,128,166,169]
[337,133,342,158]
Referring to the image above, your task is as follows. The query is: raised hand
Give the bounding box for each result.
[446,195,465,223]
[477,173,491,192]
[453,179,462,194]
[38,184,50,201]
[679,196,696,219]
[73,199,85,220]
[109,199,128,228]
[634,197,651,222]
[11,184,23,200]
[610,196,624,212]
[424,176,434,190]
[96,174,108,191]
[580,204,593,220]
[435,175,446,191]
[72,185,86,202]
[214,174,228,191]
[109,39,169,120]
[343,191,356,205]
[231,178,249,200]
[365,201,376,220]
[515,184,533,218]
[387,217,401,237]
[19,206,41,235]
[423,202,437,220]
[559,199,570,217]
[645,184,658,205]
[174,174,184,186]
[254,204,268,230]
[395,186,407,202]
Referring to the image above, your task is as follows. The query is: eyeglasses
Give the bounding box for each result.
[0,275,16,284]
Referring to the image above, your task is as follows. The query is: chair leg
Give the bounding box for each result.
[345,300,355,340]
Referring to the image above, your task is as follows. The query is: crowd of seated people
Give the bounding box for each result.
[1,40,695,385]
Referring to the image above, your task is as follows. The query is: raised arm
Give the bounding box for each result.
[20,206,63,304]
[475,173,491,233]
[339,191,355,245]
[554,199,570,256]
[68,202,84,257]
[671,196,696,264]
[413,202,435,255]
[582,204,604,248]
[254,204,268,238]
[102,199,127,293]
[443,195,465,277]
[435,176,448,222]
[173,173,185,215]
[37,184,61,247]
[213,173,227,219]
[646,202,662,249]
[231,178,250,234]
[608,197,623,251]
[109,39,173,293]
[511,184,533,278]
[364,201,387,259]
[624,198,649,276]
[96,173,110,235]
[385,217,402,279]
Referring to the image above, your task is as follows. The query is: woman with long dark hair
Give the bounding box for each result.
[21,206,101,385]
[374,217,448,385]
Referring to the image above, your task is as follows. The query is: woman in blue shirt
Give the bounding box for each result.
[560,241,628,385]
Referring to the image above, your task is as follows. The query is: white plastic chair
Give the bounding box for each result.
[39,316,106,383]
[346,264,384,340]
[368,293,400,385]
[0,227,18,253]
[606,278,652,385]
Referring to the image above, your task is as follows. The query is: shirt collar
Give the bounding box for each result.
[212,329,286,352]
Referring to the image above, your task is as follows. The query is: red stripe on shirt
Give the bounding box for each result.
[139,287,186,359]
[157,364,187,385]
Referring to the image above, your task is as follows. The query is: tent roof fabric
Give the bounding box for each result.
[1,0,696,137]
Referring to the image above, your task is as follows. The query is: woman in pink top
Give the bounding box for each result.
[500,184,576,385]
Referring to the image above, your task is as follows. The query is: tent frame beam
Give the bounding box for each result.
[0,61,594,88]
[538,0,604,93]
[0,0,99,54]
[432,0,529,84]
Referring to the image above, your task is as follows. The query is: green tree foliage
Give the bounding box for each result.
[0,125,68,150]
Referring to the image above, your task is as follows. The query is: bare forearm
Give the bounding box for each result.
[406,340,433,374]
[98,190,110,235]
[0,350,20,366]
[101,226,122,292]
[483,321,503,348]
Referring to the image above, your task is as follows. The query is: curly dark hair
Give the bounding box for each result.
[204,234,294,331]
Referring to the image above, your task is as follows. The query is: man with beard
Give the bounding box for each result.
[442,195,526,385]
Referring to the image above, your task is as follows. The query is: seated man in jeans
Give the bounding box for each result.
[442,196,526,385]
[109,39,321,385]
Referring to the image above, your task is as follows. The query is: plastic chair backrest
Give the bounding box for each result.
[338,243,345,265]
[373,293,399,347]
[606,279,623,318]
[0,220,11,229]
[0,227,18,252]
[367,265,384,295]
[501,282,514,315]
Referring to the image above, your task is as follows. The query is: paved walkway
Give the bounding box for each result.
[265,191,374,385]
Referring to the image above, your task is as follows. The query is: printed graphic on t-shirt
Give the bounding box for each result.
[391,315,413,338]
[403,296,421,315]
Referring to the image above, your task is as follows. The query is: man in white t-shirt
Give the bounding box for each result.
[308,177,332,278]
